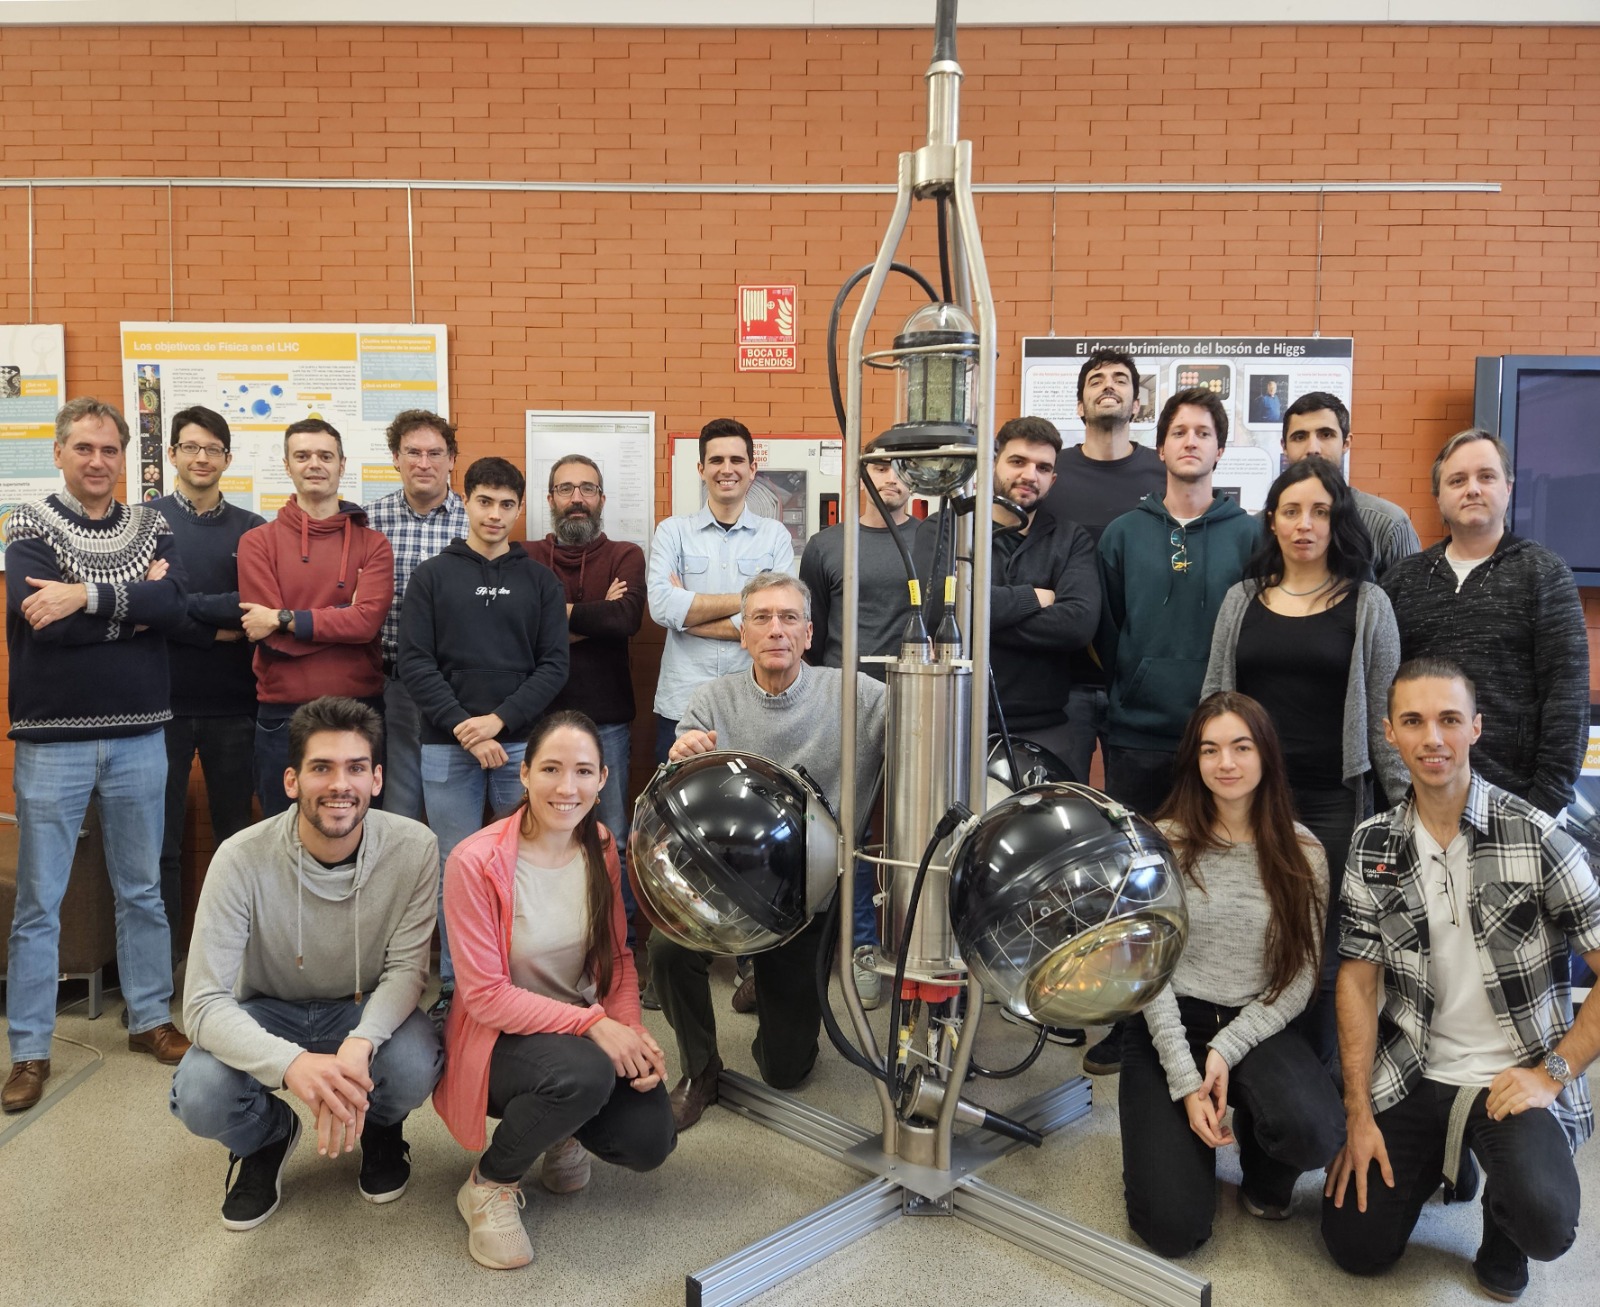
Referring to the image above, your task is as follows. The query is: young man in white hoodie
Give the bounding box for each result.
[170,696,442,1231]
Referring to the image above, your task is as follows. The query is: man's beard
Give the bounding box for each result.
[553,506,602,545]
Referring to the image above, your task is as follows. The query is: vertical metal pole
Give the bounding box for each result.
[840,152,919,1147]
[407,185,417,324]
[167,182,176,321]
[1313,187,1325,338]
[27,183,35,324]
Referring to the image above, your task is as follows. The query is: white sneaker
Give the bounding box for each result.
[457,1169,533,1270]
[538,1137,591,1195]
[854,961,883,1011]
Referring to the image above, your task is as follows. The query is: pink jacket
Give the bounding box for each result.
[432,812,641,1151]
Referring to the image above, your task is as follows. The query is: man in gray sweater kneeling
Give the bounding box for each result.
[653,571,887,1130]
[170,696,443,1231]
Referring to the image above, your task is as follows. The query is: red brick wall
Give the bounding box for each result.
[3,21,1599,825]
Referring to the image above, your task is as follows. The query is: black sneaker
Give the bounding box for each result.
[999,1005,1085,1046]
[1081,1023,1124,1076]
[222,1108,302,1231]
[1473,1208,1529,1303]
[427,985,454,1032]
[639,979,662,1012]
[358,1119,412,1204]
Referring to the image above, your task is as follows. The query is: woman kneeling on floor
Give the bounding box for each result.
[434,710,676,1269]
[1120,691,1346,1256]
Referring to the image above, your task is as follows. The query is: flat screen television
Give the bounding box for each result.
[1474,355,1600,587]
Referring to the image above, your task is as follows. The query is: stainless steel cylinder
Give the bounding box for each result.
[877,658,971,979]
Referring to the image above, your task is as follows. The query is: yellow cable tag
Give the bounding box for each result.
[944,575,955,603]
[908,579,922,606]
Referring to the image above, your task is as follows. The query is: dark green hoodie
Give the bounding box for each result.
[1097,492,1259,751]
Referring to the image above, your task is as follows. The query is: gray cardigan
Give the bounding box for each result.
[1202,581,1407,803]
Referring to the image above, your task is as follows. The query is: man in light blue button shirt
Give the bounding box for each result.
[647,418,794,764]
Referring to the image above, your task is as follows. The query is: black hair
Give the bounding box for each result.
[1075,349,1141,403]
[1246,458,1373,599]
[1388,657,1477,716]
[995,415,1063,456]
[169,405,232,452]
[284,417,344,456]
[699,417,754,464]
[1155,386,1229,450]
[1281,390,1350,446]
[463,456,525,502]
[288,695,384,770]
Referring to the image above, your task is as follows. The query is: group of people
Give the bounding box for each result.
[1,368,1596,1296]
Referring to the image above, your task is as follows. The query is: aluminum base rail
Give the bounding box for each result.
[688,1070,1211,1307]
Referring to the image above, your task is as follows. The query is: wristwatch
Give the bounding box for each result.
[277,608,294,633]
[1544,1051,1573,1088]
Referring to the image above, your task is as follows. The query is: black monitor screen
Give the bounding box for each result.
[1510,368,1600,573]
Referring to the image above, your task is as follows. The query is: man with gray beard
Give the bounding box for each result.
[526,455,651,983]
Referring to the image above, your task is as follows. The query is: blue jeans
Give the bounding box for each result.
[594,721,637,930]
[422,741,527,985]
[162,714,257,959]
[7,732,175,1060]
[381,676,425,822]
[170,999,442,1156]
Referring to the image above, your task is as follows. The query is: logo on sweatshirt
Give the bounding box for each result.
[474,585,512,597]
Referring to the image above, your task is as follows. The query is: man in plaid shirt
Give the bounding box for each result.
[365,410,467,823]
[1323,657,1600,1301]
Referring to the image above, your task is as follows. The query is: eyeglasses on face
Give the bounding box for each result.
[176,442,227,458]
[400,447,451,464]
[551,481,603,499]
[1170,525,1190,574]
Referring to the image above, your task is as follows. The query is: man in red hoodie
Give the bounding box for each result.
[238,419,395,816]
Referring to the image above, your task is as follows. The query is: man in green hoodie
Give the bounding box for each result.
[1097,385,1260,820]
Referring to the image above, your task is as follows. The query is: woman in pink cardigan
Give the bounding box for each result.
[435,710,675,1270]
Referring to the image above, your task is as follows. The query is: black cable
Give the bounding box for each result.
[860,460,918,590]
[815,875,892,1086]
[887,801,972,1105]
[969,1023,1049,1080]
[935,195,954,303]
[988,665,1021,793]
[933,0,958,63]
[826,261,940,439]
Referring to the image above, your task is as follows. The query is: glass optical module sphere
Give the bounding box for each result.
[869,301,980,497]
[628,752,841,956]
[948,784,1188,1028]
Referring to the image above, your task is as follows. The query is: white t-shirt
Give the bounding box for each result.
[1415,822,1517,1086]
[508,845,596,1007]
[1444,547,1486,592]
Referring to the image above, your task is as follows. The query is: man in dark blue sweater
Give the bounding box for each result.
[152,406,265,960]
[3,398,194,1113]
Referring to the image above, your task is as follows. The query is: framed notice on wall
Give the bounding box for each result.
[525,410,655,551]
[0,323,68,568]
[120,322,449,516]
[1021,335,1355,512]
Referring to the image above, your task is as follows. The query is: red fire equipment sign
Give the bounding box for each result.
[737,284,797,371]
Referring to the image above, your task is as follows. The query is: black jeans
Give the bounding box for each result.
[161,713,257,954]
[478,1031,676,1185]
[1321,1078,1581,1276]
[1102,745,1175,820]
[1120,997,1346,1258]
[649,914,825,1090]
[1288,782,1363,1069]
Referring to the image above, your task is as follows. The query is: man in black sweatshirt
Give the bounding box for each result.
[152,406,265,959]
[914,416,1102,771]
[398,457,570,1014]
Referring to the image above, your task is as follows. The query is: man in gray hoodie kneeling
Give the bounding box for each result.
[170,695,443,1231]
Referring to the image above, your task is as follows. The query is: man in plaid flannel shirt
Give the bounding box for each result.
[1323,657,1600,1301]
[365,409,467,822]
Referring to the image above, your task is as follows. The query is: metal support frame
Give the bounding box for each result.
[689,1071,1209,1307]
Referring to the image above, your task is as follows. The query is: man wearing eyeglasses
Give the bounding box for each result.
[151,406,266,959]
[365,410,468,824]
[1324,657,1600,1302]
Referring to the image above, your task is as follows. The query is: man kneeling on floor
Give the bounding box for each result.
[170,695,444,1230]
[1322,658,1600,1301]
[651,571,886,1130]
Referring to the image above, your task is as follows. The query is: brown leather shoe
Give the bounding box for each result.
[3,1060,51,1113]
[129,1022,191,1065]
[730,973,757,1014]
[668,1054,723,1131]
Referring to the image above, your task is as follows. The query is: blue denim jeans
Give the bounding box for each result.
[7,732,175,1060]
[593,720,636,928]
[169,999,443,1157]
[381,676,425,822]
[422,741,527,985]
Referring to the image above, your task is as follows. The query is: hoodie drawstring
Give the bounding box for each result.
[337,515,352,590]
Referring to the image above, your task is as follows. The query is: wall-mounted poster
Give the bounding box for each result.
[1020,336,1355,512]
[0,323,68,567]
[525,410,655,551]
[120,323,449,516]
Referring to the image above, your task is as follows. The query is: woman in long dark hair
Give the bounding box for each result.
[434,710,675,1270]
[1202,456,1405,1060]
[1119,692,1344,1258]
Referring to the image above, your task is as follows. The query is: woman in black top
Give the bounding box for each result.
[1201,459,1406,1061]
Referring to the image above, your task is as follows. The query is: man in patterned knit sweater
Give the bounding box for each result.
[3,398,194,1114]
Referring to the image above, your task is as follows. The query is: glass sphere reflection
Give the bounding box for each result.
[628,751,840,956]
[949,783,1187,1027]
